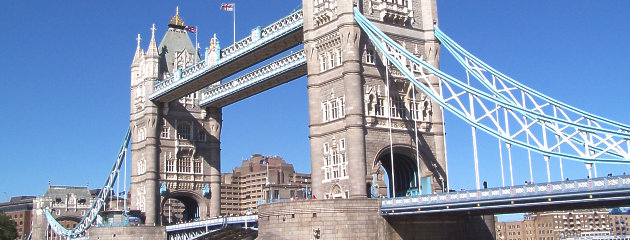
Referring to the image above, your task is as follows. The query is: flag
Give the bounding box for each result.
[184,26,197,33]
[260,157,269,164]
[221,3,234,11]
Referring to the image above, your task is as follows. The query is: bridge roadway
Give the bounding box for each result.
[165,176,630,237]
[199,49,306,107]
[382,175,630,216]
[150,9,303,103]
[166,215,258,240]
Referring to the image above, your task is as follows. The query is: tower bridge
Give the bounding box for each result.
[33,1,630,239]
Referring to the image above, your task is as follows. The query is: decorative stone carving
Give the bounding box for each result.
[205,34,220,66]
[313,0,337,26]
[371,0,414,26]
[136,183,146,212]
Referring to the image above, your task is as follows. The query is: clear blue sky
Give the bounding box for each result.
[1,1,629,206]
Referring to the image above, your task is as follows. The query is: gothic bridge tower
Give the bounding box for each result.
[129,8,222,225]
[303,0,445,199]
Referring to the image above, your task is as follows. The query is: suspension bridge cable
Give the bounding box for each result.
[412,83,422,195]
[386,58,396,198]
[354,8,630,164]
[436,27,630,162]
[554,107,565,180]
[467,70,481,190]
[493,73,506,187]
[434,26,630,133]
[440,79,450,192]
[44,128,131,239]
[521,92,534,183]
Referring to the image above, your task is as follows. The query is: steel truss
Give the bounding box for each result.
[44,129,131,239]
[353,8,630,165]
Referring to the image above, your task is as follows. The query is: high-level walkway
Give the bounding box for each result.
[150,10,303,103]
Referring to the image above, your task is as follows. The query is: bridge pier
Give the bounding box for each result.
[383,214,495,240]
[88,226,166,240]
[257,199,495,240]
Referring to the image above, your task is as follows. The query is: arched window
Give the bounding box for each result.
[177,122,191,140]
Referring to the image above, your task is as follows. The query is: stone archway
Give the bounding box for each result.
[330,184,344,199]
[160,191,207,224]
[374,145,426,197]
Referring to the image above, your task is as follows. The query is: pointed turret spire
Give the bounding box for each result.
[146,24,159,58]
[131,34,144,66]
[145,23,160,79]
[169,6,185,29]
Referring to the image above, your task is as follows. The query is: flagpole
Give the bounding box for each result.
[233,3,236,44]
[195,26,198,55]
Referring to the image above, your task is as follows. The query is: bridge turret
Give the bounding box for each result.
[131,34,144,86]
[145,24,160,82]
[130,7,222,226]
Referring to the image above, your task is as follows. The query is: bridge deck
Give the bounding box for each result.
[199,50,306,107]
[165,215,258,233]
[381,176,630,216]
[150,10,303,103]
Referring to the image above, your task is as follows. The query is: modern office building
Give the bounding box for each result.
[495,209,621,240]
[220,154,311,215]
[0,196,35,240]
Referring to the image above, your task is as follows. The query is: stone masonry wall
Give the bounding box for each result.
[88,226,167,240]
[258,199,383,240]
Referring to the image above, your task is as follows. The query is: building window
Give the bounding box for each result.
[366,48,375,64]
[177,122,191,140]
[339,138,345,151]
[322,96,345,123]
[330,100,339,119]
[336,48,342,66]
[375,97,385,116]
[177,157,191,173]
[391,95,406,118]
[322,102,330,122]
[320,54,327,72]
[166,157,175,172]
[410,99,421,120]
[161,121,170,139]
[328,52,335,69]
[323,142,329,154]
[193,159,202,173]
[197,129,206,142]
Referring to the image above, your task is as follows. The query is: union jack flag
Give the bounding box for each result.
[221,3,234,11]
[184,26,197,33]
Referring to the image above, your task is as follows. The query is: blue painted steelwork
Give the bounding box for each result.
[199,50,306,107]
[165,215,258,232]
[44,129,131,239]
[166,215,257,240]
[381,176,630,215]
[353,8,630,164]
[150,9,303,101]
[435,27,630,161]
[434,26,630,133]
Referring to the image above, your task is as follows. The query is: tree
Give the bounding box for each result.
[0,211,17,240]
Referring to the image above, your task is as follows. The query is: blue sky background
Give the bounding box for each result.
[1,1,629,221]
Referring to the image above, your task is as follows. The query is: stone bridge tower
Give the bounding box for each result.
[129,8,222,225]
[303,0,445,199]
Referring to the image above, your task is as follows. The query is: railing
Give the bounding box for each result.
[199,50,305,106]
[381,176,630,209]
[151,9,303,97]
[165,215,258,232]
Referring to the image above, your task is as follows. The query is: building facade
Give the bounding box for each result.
[220,154,311,216]
[495,209,620,240]
[0,196,35,240]
[303,0,446,199]
[609,208,630,236]
[31,185,95,239]
[129,7,221,225]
